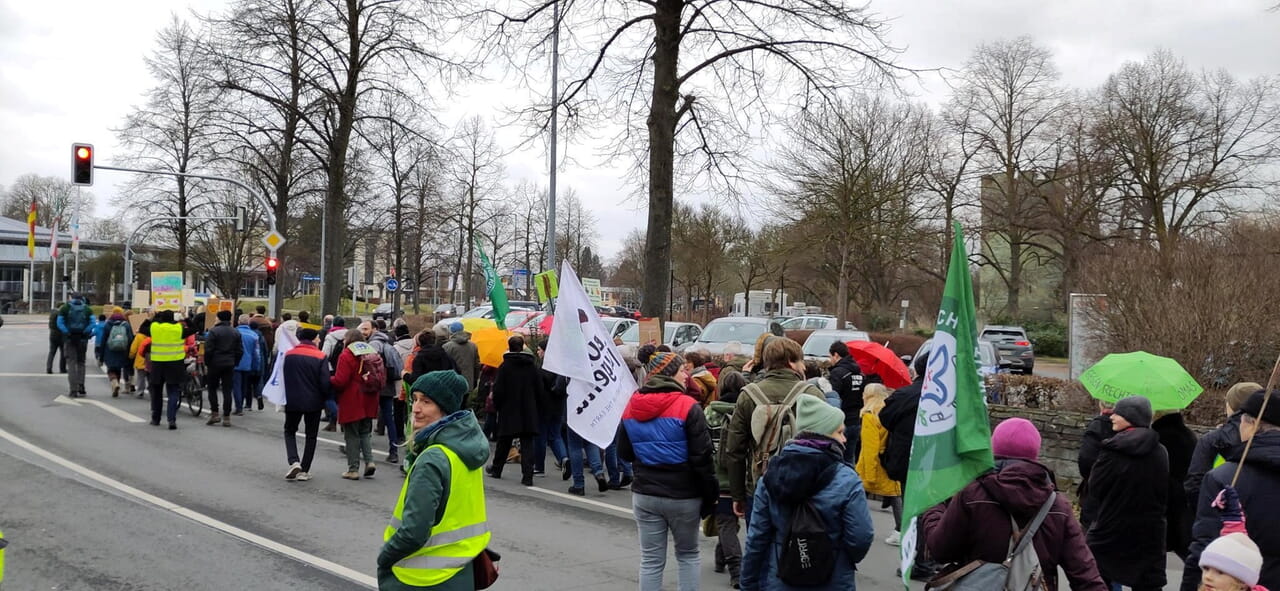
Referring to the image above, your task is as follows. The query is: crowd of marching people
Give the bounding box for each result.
[46,295,1279,591]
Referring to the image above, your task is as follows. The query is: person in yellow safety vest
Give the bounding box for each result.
[0,528,7,586]
[148,310,195,430]
[379,370,491,591]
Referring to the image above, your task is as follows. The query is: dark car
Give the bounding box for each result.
[372,303,401,321]
[979,325,1036,375]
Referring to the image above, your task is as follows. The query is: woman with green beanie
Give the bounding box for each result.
[378,370,493,591]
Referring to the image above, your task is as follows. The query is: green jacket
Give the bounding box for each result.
[377,410,490,591]
[722,368,825,501]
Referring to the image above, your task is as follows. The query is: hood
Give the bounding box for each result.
[1239,430,1280,473]
[763,434,845,504]
[806,376,832,392]
[369,331,392,345]
[834,356,861,375]
[413,410,491,470]
[759,368,804,385]
[1101,426,1162,457]
[326,328,347,341]
[501,351,535,366]
[626,390,688,422]
[978,459,1057,516]
[641,374,686,394]
[450,331,472,345]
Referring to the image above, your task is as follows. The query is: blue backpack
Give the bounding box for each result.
[65,300,91,334]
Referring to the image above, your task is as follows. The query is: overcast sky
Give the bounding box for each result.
[1,0,1277,261]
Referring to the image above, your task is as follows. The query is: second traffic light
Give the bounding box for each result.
[265,256,279,285]
[72,143,94,186]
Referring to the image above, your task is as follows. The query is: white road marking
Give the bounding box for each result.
[0,372,108,378]
[79,398,147,423]
[54,395,82,406]
[525,484,635,516]
[0,425,378,588]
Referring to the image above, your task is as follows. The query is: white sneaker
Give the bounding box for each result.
[286,462,302,481]
[884,531,901,547]
[296,472,312,481]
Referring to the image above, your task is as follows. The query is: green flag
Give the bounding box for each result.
[475,240,510,329]
[900,222,994,584]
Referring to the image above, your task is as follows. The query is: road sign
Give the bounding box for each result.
[301,274,320,281]
[534,270,558,303]
[400,279,415,293]
[262,230,286,252]
[385,277,400,292]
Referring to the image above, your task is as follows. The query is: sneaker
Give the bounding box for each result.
[567,486,585,496]
[521,475,534,486]
[561,461,571,481]
[532,469,545,476]
[364,463,377,479]
[222,415,231,427]
[296,472,312,481]
[596,474,609,493]
[386,452,399,464]
[257,398,264,410]
[730,578,740,589]
[168,422,177,430]
[232,410,244,416]
[206,414,222,426]
[150,420,160,426]
[286,463,302,481]
[342,471,360,480]
[485,466,501,479]
[884,531,901,547]
[323,422,337,432]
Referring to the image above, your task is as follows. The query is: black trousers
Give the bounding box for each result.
[47,333,65,373]
[492,434,535,479]
[393,398,407,443]
[207,366,234,415]
[284,410,322,472]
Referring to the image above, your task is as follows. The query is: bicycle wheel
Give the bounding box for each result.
[186,381,203,417]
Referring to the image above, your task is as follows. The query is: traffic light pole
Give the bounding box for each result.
[95,164,281,318]
[124,214,237,310]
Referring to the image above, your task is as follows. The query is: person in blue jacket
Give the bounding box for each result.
[740,395,874,591]
[233,315,263,415]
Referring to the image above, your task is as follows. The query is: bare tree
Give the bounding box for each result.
[1,174,94,228]
[296,0,461,314]
[116,16,224,272]
[479,0,902,319]
[187,188,262,298]
[448,117,506,305]
[773,94,932,323]
[953,36,1068,318]
[366,94,435,312]
[1096,50,1280,256]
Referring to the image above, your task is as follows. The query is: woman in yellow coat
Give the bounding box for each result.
[855,383,904,546]
[128,320,152,398]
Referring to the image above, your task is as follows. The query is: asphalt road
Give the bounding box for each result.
[0,317,1186,590]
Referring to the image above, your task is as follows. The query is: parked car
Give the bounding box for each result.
[434,303,459,320]
[680,317,778,356]
[599,317,638,340]
[779,315,855,331]
[979,325,1035,375]
[801,329,871,361]
[459,302,540,320]
[619,321,703,348]
[908,338,1009,378]
[371,303,401,321]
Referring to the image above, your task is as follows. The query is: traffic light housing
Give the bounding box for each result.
[72,143,94,186]
[265,256,279,285]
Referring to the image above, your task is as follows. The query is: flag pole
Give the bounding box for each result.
[28,258,34,315]
[73,189,81,293]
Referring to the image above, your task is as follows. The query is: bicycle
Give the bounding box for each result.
[182,355,206,417]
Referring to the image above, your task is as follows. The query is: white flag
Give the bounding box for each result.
[543,260,638,448]
[262,320,301,406]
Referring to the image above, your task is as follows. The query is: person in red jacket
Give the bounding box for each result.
[923,418,1106,591]
[331,329,380,481]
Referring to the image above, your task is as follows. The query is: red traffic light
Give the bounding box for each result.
[266,257,279,270]
[71,143,94,186]
[76,146,91,160]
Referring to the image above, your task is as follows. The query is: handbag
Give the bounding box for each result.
[925,491,1056,591]
[473,548,501,589]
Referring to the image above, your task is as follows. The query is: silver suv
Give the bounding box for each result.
[979,325,1035,375]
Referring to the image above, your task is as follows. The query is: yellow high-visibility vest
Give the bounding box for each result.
[383,444,489,587]
[1,528,7,585]
[150,323,185,362]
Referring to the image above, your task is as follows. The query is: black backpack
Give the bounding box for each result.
[778,466,838,586]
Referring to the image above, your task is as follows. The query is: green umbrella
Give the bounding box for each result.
[1080,351,1204,410]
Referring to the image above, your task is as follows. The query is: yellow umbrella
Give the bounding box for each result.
[459,317,497,333]
[471,327,512,368]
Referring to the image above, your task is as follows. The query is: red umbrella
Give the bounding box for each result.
[845,340,912,389]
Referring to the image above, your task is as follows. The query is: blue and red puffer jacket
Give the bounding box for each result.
[618,375,717,500]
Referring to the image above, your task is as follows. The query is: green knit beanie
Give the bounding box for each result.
[796,394,844,436]
[412,371,468,415]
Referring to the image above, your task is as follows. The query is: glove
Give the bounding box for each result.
[1213,486,1244,523]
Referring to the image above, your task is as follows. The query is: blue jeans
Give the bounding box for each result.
[605,440,633,485]
[233,371,253,412]
[379,396,399,453]
[633,493,701,591]
[567,430,603,489]
[150,382,182,424]
[325,399,338,422]
[533,418,567,472]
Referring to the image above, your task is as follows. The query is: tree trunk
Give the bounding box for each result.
[177,177,189,273]
[1007,238,1022,318]
[463,186,476,306]
[319,0,362,315]
[836,247,850,325]
[639,0,681,320]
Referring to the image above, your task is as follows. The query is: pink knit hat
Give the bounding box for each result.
[991,418,1042,461]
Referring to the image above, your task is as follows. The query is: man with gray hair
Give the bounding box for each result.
[718,341,747,380]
